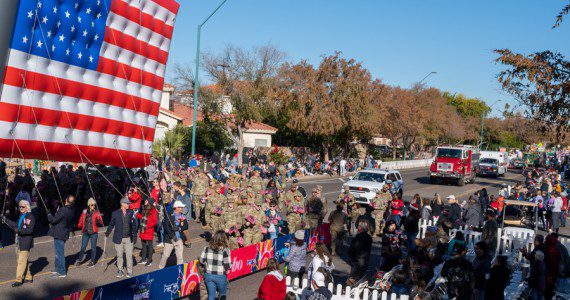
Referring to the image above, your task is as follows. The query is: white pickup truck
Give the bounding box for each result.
[342,169,403,205]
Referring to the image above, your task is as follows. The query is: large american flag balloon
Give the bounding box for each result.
[0,0,180,167]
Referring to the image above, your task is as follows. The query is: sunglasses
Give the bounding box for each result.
[89,204,96,207]
[19,206,26,209]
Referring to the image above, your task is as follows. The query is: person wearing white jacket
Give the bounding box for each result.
[308,243,335,283]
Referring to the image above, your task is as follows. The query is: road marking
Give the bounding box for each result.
[0,236,206,286]
[338,178,346,183]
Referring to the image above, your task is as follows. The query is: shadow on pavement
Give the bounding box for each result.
[5,280,86,300]
[30,257,49,276]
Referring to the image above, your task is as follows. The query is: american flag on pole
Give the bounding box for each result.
[0,0,180,167]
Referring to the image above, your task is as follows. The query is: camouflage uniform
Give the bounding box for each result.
[286,195,305,233]
[371,188,390,235]
[242,204,265,246]
[208,191,226,232]
[336,190,356,216]
[305,192,324,229]
[282,186,303,213]
[328,209,348,256]
[191,173,208,222]
[238,175,249,191]
[249,173,264,193]
[222,201,242,249]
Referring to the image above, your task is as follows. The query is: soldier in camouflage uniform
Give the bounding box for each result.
[246,186,263,206]
[336,184,356,216]
[191,171,208,224]
[282,181,303,213]
[239,195,263,246]
[249,171,264,194]
[222,196,242,249]
[208,187,226,232]
[371,186,390,236]
[286,194,305,233]
[314,185,328,221]
[305,188,324,229]
[238,173,249,191]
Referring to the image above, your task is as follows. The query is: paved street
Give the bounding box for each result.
[0,167,562,300]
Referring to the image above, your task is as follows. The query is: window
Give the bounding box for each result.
[254,139,268,147]
[395,173,402,180]
[386,173,397,181]
[353,172,385,182]
[437,148,462,158]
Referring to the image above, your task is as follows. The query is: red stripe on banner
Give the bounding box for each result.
[97,57,164,91]
[110,0,174,39]
[0,138,151,168]
[0,103,155,142]
[104,28,169,65]
[150,0,181,14]
[3,67,160,116]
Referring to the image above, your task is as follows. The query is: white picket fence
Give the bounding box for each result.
[418,219,570,263]
[380,159,433,170]
[286,276,409,300]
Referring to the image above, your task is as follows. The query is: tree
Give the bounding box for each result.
[153,124,190,158]
[495,49,570,141]
[202,44,286,165]
[495,2,570,142]
[274,53,381,159]
[443,92,491,118]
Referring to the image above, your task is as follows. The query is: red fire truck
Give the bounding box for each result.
[429,145,480,186]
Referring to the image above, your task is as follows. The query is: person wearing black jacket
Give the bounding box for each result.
[48,195,75,278]
[158,200,189,269]
[347,222,372,282]
[2,200,35,287]
[482,209,498,256]
[105,197,136,278]
[446,195,462,228]
[472,241,492,300]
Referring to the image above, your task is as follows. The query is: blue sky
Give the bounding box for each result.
[166,0,570,115]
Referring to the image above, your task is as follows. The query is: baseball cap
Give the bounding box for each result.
[312,271,326,287]
[173,200,186,208]
[446,195,456,200]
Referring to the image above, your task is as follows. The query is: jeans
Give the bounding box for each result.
[531,288,544,300]
[561,211,567,227]
[158,224,164,244]
[140,239,153,263]
[204,273,228,300]
[114,238,133,274]
[54,239,66,275]
[78,233,98,263]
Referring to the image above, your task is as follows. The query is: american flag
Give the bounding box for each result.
[0,0,179,167]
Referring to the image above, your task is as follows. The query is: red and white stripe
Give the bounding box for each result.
[0,0,180,168]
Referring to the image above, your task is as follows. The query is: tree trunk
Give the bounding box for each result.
[323,139,330,162]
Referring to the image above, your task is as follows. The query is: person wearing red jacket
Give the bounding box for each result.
[137,198,158,267]
[128,186,142,211]
[387,194,404,226]
[76,198,104,267]
[257,258,286,300]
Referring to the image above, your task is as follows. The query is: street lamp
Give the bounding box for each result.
[403,71,437,160]
[418,71,437,84]
[479,99,502,149]
[191,0,229,156]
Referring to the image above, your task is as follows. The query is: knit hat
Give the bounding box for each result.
[409,203,419,211]
[294,230,305,240]
[120,197,130,205]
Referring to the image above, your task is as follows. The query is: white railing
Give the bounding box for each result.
[286,276,409,300]
[380,159,433,170]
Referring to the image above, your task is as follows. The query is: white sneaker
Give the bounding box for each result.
[157,243,164,247]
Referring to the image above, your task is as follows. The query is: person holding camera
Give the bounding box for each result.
[158,200,189,269]
[105,197,136,278]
